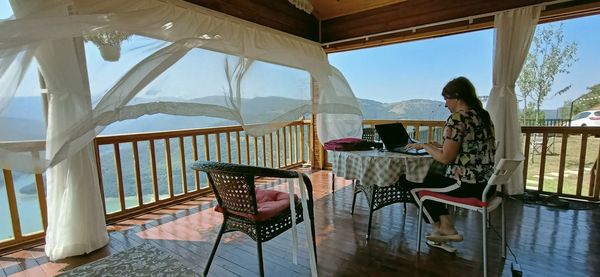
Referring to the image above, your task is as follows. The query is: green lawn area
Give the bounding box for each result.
[524,134,599,197]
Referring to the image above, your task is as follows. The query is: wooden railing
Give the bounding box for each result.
[522,126,600,201]
[362,119,446,142]
[324,120,446,166]
[327,121,600,202]
[0,141,47,254]
[0,120,311,254]
[95,121,311,223]
[2,121,597,254]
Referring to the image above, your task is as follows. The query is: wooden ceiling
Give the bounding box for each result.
[310,0,407,20]
[184,0,600,53]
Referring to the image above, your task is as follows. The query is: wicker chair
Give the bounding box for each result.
[361,127,378,142]
[331,127,379,192]
[191,161,316,277]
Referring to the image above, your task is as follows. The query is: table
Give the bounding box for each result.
[331,149,435,239]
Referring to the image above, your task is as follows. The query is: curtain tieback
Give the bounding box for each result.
[491,84,516,97]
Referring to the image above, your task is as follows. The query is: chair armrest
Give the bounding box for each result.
[191,161,313,200]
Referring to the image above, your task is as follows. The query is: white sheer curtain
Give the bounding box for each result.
[1,0,362,260]
[8,0,109,261]
[487,6,541,195]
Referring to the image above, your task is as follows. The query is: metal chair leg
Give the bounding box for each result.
[351,181,358,214]
[501,201,506,258]
[331,173,335,193]
[482,208,488,277]
[366,186,377,240]
[417,202,423,253]
[203,220,227,276]
[257,241,264,277]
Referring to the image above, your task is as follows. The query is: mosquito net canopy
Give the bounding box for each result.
[0,0,362,260]
[0,0,363,173]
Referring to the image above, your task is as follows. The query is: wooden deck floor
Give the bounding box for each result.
[1,169,599,277]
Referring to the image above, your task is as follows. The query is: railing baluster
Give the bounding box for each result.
[556,133,569,195]
[113,143,125,211]
[276,129,281,168]
[215,133,221,162]
[179,137,187,194]
[192,135,199,190]
[149,139,159,202]
[132,141,143,207]
[165,138,174,198]
[294,125,299,164]
[236,131,241,164]
[254,136,259,166]
[300,124,305,163]
[593,148,600,199]
[31,151,48,230]
[283,126,288,167]
[537,133,548,191]
[576,133,589,196]
[588,141,600,198]
[204,134,210,162]
[262,135,266,167]
[94,141,107,213]
[245,133,250,165]
[226,132,232,163]
[522,132,532,187]
[3,169,22,240]
[34,172,47,230]
[270,133,274,168]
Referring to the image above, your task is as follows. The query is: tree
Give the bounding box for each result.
[560,83,600,118]
[520,102,545,126]
[517,23,578,123]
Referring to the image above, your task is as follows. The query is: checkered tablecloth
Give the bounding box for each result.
[332,150,434,186]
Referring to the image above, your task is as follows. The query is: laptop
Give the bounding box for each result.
[374,123,428,155]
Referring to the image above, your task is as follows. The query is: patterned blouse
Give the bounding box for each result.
[443,109,496,184]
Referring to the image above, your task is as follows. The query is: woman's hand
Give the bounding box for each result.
[405,142,426,150]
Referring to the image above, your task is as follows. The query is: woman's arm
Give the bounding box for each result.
[406,140,460,165]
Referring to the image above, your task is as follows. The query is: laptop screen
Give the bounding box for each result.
[374,123,411,151]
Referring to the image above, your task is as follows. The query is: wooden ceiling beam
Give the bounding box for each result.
[184,0,319,41]
[322,0,600,52]
[182,0,600,52]
[321,0,550,44]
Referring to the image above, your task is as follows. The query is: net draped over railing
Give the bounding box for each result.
[0,0,363,173]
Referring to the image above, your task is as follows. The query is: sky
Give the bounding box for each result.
[1,2,598,110]
[329,14,600,110]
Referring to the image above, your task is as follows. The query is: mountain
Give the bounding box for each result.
[357,98,398,119]
[0,97,46,140]
[101,96,310,134]
[358,98,449,120]
[3,96,449,138]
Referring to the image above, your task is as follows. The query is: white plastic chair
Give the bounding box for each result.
[416,159,522,277]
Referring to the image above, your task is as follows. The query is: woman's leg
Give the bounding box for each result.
[401,174,457,225]
[402,174,489,235]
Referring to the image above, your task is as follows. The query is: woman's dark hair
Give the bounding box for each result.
[442,76,494,135]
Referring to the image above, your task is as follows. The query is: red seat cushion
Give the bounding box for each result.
[215,188,298,221]
[418,190,488,207]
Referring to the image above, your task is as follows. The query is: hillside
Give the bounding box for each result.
[359,98,448,120]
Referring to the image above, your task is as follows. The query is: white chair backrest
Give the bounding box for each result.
[482,159,522,201]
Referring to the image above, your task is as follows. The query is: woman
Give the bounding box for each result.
[404,76,496,242]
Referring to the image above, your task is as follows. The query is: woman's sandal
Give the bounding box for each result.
[426,240,457,253]
[426,232,463,243]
